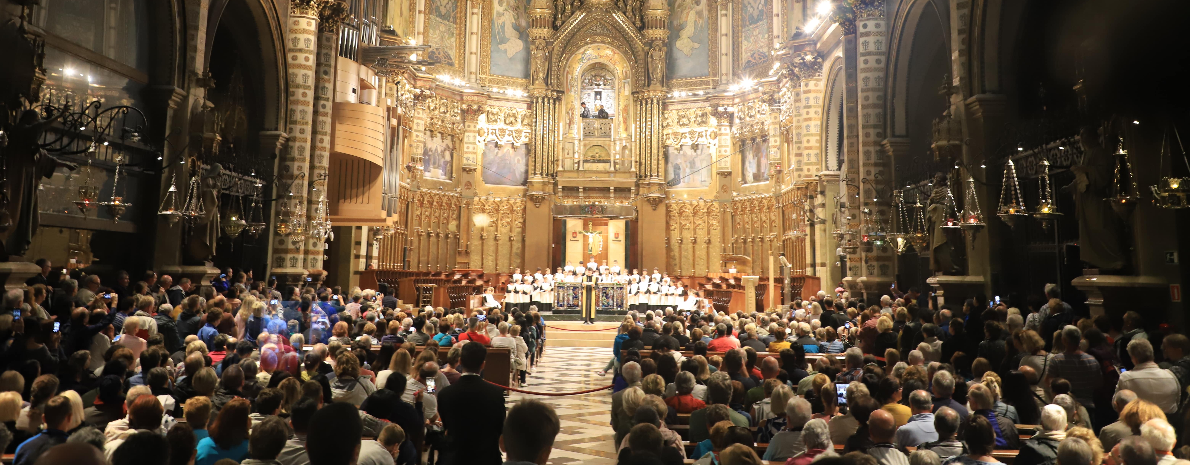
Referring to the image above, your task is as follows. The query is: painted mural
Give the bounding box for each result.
[426,0,458,66]
[482,141,528,186]
[490,0,530,78]
[740,0,768,70]
[666,144,712,188]
[741,137,769,184]
[423,132,455,181]
[667,0,710,79]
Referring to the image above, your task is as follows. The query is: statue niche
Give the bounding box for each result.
[1066,126,1126,271]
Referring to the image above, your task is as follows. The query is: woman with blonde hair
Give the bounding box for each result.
[756,384,794,442]
[277,377,302,414]
[375,348,412,389]
[233,295,256,340]
[875,316,898,355]
[331,352,376,406]
[692,355,711,383]
[0,390,26,452]
[1017,329,1054,399]
[59,390,86,433]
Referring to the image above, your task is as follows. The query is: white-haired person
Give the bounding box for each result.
[1139,419,1177,465]
[785,418,837,465]
[764,397,812,461]
[1016,404,1068,465]
[1117,339,1179,414]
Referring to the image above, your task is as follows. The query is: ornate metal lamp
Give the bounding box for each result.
[74,156,100,216]
[157,175,183,226]
[1111,136,1138,218]
[180,168,206,226]
[891,190,910,254]
[909,198,930,252]
[997,159,1029,227]
[99,157,131,222]
[959,176,985,232]
[1033,159,1063,230]
[221,197,248,237]
[244,185,267,239]
[1150,129,1190,209]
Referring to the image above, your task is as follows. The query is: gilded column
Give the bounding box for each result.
[854,0,893,300]
[305,1,348,273]
[271,0,321,285]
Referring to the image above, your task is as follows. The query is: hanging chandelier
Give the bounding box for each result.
[158,175,183,226]
[221,196,248,237]
[180,166,206,226]
[74,154,100,216]
[959,176,985,231]
[1110,135,1138,218]
[996,159,1029,227]
[891,190,910,254]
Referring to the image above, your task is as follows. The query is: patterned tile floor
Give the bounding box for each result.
[509,346,618,465]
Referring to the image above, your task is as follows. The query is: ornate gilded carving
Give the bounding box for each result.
[790,52,824,81]
[662,107,717,146]
[318,1,351,32]
[732,97,773,139]
[531,40,550,85]
[648,40,666,87]
[477,106,533,145]
[423,94,463,134]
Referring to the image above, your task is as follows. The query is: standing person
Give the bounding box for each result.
[436,342,506,465]
[581,269,598,325]
[1048,326,1103,420]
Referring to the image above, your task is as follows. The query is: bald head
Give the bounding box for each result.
[869,409,897,443]
[34,443,108,465]
[760,357,780,378]
[1019,365,1038,384]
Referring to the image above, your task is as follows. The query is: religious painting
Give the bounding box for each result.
[667,0,710,79]
[739,0,769,70]
[426,0,458,66]
[666,144,712,188]
[741,137,770,184]
[489,0,530,78]
[482,141,528,186]
[422,131,454,181]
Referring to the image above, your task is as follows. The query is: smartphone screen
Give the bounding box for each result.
[836,383,849,405]
[53,322,61,333]
[270,299,279,306]
[13,309,21,320]
[426,379,436,393]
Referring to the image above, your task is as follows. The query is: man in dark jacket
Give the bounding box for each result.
[436,342,506,465]
[1015,404,1067,465]
[13,396,72,465]
[166,278,191,307]
[639,321,662,348]
[175,297,203,338]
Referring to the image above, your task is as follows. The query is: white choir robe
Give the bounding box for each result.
[540,284,554,304]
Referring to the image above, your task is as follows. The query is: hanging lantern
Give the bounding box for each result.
[1034,159,1063,230]
[221,198,248,237]
[1110,136,1138,218]
[1150,129,1190,209]
[244,185,267,239]
[180,169,206,225]
[75,158,100,216]
[960,176,985,231]
[997,159,1029,227]
[99,159,132,222]
[909,198,930,252]
[158,175,183,226]
[891,190,910,254]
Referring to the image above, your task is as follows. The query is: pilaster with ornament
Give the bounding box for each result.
[853,0,894,284]
[304,0,349,272]
[270,0,321,284]
[460,98,486,173]
[791,52,824,179]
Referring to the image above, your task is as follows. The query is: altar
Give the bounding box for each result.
[554,282,628,314]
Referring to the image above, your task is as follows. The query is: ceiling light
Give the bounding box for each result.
[816,1,832,15]
[805,17,820,30]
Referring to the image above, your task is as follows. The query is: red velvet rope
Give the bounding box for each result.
[544,324,618,332]
[486,381,613,396]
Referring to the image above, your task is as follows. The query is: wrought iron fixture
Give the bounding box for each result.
[73,155,99,216]
[221,196,248,237]
[244,184,267,239]
[891,190,910,254]
[996,159,1028,227]
[180,164,206,225]
[909,197,930,252]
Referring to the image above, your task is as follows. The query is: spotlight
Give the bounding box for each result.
[816,1,832,15]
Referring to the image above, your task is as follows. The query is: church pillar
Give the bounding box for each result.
[964,94,1008,295]
[304,3,347,275]
[636,90,668,272]
[853,1,894,302]
[270,0,321,285]
[815,171,842,286]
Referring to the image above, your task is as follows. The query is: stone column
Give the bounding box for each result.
[304,2,348,274]
[815,171,841,284]
[839,20,863,281]
[854,0,893,299]
[270,0,320,285]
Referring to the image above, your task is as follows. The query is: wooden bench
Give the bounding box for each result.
[679,444,1019,464]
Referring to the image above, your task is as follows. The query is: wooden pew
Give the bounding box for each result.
[679,444,1019,465]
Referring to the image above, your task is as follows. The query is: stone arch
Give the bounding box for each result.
[206,0,288,133]
[820,57,845,172]
[887,0,950,138]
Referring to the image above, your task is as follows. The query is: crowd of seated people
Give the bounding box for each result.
[605,284,1190,465]
[1,264,552,465]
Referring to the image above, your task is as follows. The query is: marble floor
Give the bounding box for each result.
[507,346,619,465]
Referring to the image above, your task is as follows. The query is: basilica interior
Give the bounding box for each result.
[2,0,1189,325]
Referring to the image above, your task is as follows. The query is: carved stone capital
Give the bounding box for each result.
[291,0,321,17]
